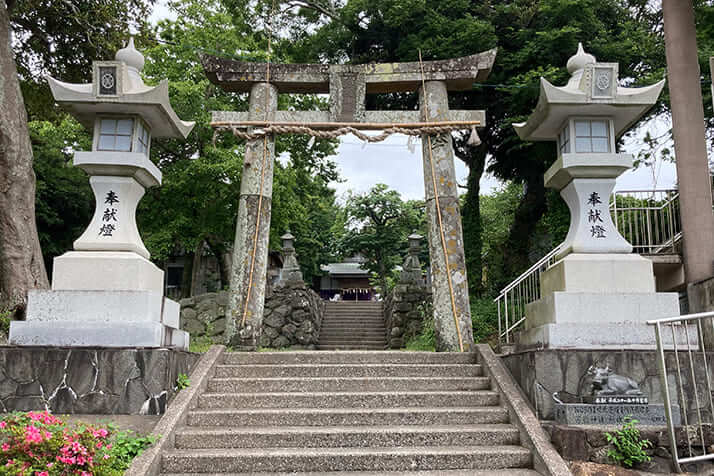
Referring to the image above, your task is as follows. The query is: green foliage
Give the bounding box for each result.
[470,297,499,345]
[404,303,436,351]
[605,416,653,468]
[480,183,524,293]
[189,335,214,353]
[0,309,11,337]
[30,118,94,274]
[108,430,159,472]
[176,373,191,390]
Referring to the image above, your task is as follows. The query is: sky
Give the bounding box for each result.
[149,2,681,202]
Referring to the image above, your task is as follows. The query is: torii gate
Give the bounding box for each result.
[203,50,496,352]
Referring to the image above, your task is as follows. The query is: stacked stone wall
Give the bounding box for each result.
[383,284,431,348]
[180,284,324,349]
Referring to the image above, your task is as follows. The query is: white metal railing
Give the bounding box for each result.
[610,189,681,254]
[648,312,714,473]
[495,244,563,345]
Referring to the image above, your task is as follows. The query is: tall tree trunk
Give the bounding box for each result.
[190,240,204,296]
[499,174,547,290]
[180,253,193,299]
[454,138,487,297]
[205,234,231,290]
[0,1,49,317]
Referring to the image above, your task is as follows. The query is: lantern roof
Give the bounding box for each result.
[513,43,664,142]
[47,36,194,139]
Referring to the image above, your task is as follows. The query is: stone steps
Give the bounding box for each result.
[319,301,386,348]
[213,363,482,378]
[317,339,387,346]
[186,407,510,427]
[198,390,500,409]
[221,351,476,364]
[154,350,549,475]
[163,470,542,476]
[161,446,532,473]
[173,424,520,449]
[316,344,387,350]
[207,376,491,393]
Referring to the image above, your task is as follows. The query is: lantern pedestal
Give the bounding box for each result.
[9,154,187,349]
[517,253,685,350]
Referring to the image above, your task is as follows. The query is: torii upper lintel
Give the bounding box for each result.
[201,50,496,94]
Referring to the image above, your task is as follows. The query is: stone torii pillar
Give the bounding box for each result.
[203,50,496,351]
[420,81,473,351]
[224,82,278,349]
[663,0,714,286]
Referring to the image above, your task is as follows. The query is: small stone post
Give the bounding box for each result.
[419,81,473,352]
[226,82,278,349]
[277,231,304,285]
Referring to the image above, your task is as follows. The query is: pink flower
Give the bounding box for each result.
[1,443,9,451]
[35,472,49,476]
[0,421,6,429]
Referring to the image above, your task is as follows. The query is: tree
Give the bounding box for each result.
[340,184,423,294]
[0,1,49,316]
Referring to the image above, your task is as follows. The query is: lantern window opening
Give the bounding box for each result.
[97,116,135,152]
[572,117,612,154]
[135,119,151,156]
[558,122,571,156]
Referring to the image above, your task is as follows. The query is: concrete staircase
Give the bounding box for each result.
[159,350,542,475]
[318,301,386,350]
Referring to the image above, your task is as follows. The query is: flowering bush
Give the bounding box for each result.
[0,411,151,475]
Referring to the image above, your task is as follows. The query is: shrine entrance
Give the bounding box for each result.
[204,50,496,352]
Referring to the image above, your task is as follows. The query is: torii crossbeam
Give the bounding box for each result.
[203,50,497,352]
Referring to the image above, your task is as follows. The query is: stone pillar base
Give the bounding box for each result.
[9,290,187,349]
[518,253,688,350]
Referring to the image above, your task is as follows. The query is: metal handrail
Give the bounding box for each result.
[610,189,681,255]
[495,244,563,344]
[648,312,714,473]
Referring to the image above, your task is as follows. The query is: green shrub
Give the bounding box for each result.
[470,297,499,345]
[605,416,652,468]
[0,308,11,337]
[404,301,435,351]
[108,430,158,472]
[189,335,213,353]
[176,373,190,390]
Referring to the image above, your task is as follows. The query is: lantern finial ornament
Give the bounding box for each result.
[566,42,596,75]
[115,36,145,73]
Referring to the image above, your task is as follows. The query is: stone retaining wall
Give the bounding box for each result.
[180,284,324,349]
[383,284,430,348]
[0,347,198,415]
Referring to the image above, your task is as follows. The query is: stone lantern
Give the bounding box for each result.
[9,37,194,348]
[400,232,424,285]
[278,231,303,285]
[511,43,684,349]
